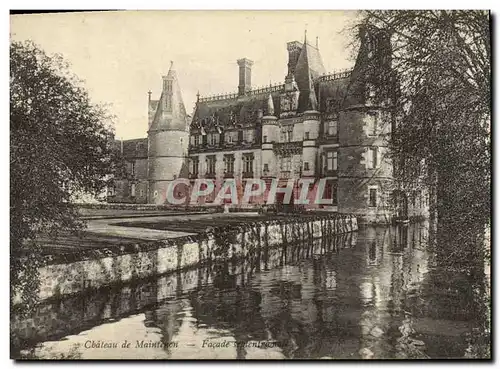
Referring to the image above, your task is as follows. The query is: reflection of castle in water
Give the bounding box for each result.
[13,223,486,359]
[146,224,437,359]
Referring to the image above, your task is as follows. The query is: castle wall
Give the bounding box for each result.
[148,130,188,159]
[11,214,358,307]
[188,148,262,206]
[337,109,394,223]
[148,130,189,204]
[109,28,430,222]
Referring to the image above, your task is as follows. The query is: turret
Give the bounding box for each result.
[261,94,278,177]
[147,61,189,204]
[302,71,320,178]
[337,25,394,223]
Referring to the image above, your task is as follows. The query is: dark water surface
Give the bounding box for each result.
[13,223,490,360]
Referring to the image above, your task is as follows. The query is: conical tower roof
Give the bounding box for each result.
[294,32,325,112]
[294,32,326,92]
[149,62,188,132]
[266,94,275,116]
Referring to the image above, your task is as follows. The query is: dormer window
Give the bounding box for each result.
[208,133,219,146]
[244,129,255,143]
[225,131,237,144]
[324,121,338,136]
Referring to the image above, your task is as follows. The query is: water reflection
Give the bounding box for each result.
[12,223,490,360]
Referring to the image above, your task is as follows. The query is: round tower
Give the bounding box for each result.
[261,94,278,176]
[337,26,394,223]
[302,105,320,177]
[147,62,190,204]
[260,94,279,203]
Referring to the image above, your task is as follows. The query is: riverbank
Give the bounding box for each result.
[14,212,358,304]
[13,221,490,360]
[11,232,357,352]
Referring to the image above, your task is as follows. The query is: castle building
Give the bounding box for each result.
[110,26,429,223]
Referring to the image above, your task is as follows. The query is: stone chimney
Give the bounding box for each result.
[286,41,302,79]
[237,58,253,96]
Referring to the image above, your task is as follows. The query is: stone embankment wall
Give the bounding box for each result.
[13,214,357,304]
[11,232,357,351]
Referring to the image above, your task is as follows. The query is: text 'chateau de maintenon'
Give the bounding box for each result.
[110,26,430,223]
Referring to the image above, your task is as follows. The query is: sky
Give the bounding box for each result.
[10,10,359,140]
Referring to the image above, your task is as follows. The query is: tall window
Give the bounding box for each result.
[224,154,235,174]
[244,130,255,143]
[190,157,199,175]
[206,156,216,175]
[325,121,338,136]
[369,188,377,207]
[304,162,310,171]
[367,147,378,169]
[130,161,135,176]
[164,80,173,111]
[130,183,136,197]
[326,151,338,171]
[243,153,254,173]
[366,112,378,136]
[304,131,310,140]
[280,156,292,171]
[280,125,293,142]
[263,135,268,143]
[263,163,269,172]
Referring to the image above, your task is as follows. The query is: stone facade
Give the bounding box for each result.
[112,26,429,223]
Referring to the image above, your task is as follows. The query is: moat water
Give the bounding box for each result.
[12,222,491,360]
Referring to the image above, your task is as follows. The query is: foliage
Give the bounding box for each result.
[10,40,116,312]
[355,11,491,239]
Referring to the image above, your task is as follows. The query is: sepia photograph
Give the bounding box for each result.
[9,9,491,360]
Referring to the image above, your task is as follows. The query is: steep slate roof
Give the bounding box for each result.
[115,138,148,159]
[193,37,353,126]
[294,41,327,92]
[150,62,189,132]
[317,76,351,115]
[193,91,282,131]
